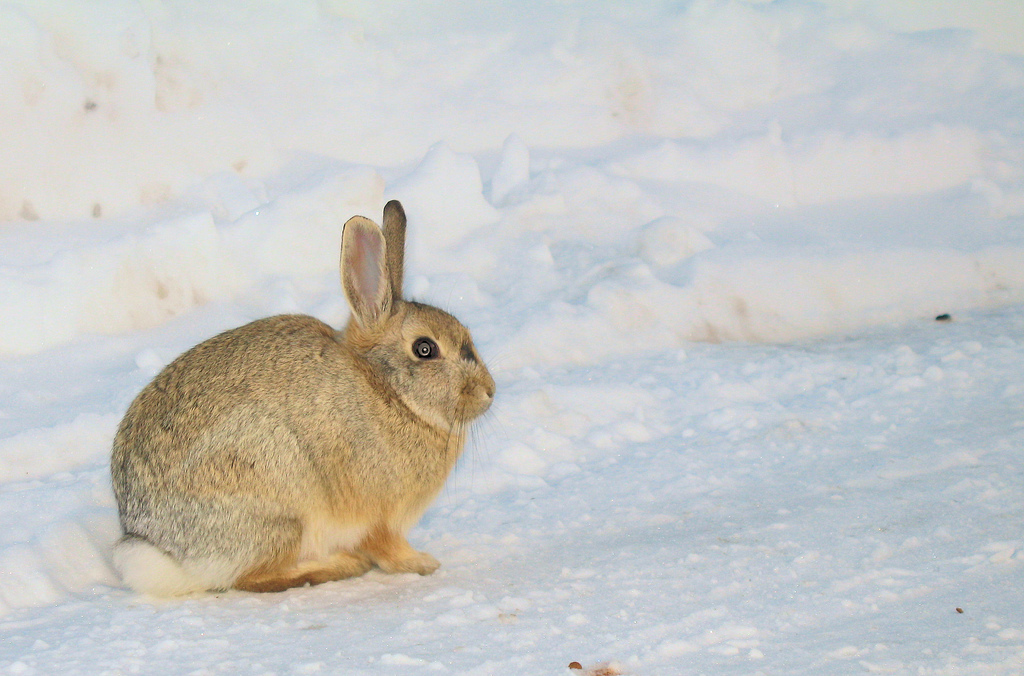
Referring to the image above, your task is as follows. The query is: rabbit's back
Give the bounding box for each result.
[111,315,357,518]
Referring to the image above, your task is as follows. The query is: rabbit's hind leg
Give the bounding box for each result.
[234,550,373,592]
[115,497,316,596]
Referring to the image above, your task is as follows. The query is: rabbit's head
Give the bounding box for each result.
[341,201,495,432]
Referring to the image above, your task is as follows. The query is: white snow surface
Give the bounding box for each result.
[1,1,1023,674]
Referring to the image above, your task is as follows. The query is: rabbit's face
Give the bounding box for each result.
[367,302,495,432]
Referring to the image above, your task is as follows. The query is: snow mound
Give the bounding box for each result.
[388,143,500,254]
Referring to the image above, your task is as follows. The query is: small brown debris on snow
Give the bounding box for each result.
[567,663,624,676]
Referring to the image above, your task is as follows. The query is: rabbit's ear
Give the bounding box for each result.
[342,216,393,329]
[382,200,406,304]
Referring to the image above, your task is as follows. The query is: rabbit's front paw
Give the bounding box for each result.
[372,548,436,577]
[361,527,441,575]
[379,551,440,576]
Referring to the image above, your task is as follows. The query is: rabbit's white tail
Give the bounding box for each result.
[112,537,239,597]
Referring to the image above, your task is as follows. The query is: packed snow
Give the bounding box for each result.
[1,0,1023,674]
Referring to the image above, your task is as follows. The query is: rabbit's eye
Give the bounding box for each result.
[413,337,439,360]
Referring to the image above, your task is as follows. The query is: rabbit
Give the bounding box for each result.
[110,200,495,596]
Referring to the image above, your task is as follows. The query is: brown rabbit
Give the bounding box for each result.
[110,201,495,596]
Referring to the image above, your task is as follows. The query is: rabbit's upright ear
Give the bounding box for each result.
[341,216,393,329]
[382,200,406,304]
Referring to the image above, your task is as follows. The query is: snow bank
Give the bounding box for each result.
[0,164,382,354]
[2,0,1021,222]
[0,0,1020,357]
[624,124,988,208]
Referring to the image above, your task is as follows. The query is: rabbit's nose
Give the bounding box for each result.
[480,372,496,400]
[464,378,495,416]
[472,381,494,402]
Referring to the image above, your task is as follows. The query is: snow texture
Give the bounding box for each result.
[1,0,1023,674]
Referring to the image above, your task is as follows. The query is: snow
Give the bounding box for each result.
[1,0,1023,673]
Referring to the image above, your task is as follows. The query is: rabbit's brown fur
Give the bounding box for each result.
[110,201,494,596]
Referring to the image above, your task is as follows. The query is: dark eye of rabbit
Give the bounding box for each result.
[413,337,439,360]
